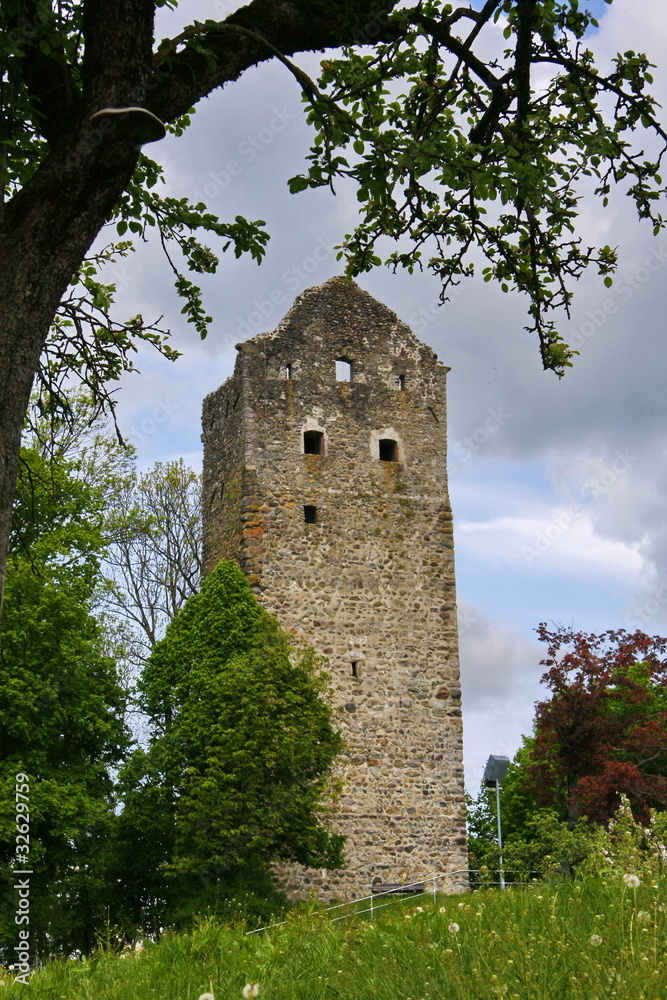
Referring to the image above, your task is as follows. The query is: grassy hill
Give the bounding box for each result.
[3,876,667,1000]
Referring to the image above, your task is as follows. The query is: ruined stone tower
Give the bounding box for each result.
[202,277,467,899]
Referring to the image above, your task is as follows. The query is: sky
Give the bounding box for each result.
[97,1,667,792]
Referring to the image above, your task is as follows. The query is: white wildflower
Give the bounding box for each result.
[198,994,215,1000]
[439,906,447,913]
[589,934,603,947]
[415,906,423,913]
[448,922,460,934]
[243,984,259,999]
[623,874,641,888]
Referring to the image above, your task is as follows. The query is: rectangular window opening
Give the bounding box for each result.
[285,363,292,380]
[351,661,359,678]
[303,430,324,455]
[304,505,318,524]
[396,374,405,390]
[336,359,352,382]
[379,438,398,462]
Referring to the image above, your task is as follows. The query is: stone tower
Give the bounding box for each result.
[202,277,467,899]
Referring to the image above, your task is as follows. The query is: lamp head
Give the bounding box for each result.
[483,754,510,786]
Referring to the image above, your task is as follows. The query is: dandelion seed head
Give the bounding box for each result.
[199,994,215,1000]
[243,984,259,999]
[637,910,652,923]
[623,874,641,889]
[448,922,460,934]
[590,934,603,947]
[439,906,447,913]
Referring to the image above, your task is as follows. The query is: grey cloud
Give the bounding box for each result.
[458,603,542,713]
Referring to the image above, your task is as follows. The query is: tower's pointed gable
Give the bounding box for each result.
[248,276,426,355]
[247,276,444,368]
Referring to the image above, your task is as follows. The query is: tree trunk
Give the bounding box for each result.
[0,0,156,611]
[0,139,140,608]
[0,299,53,610]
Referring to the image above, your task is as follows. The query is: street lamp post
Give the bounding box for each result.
[483,754,510,889]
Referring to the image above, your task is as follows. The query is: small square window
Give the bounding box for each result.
[304,430,324,455]
[379,438,398,462]
[336,359,352,382]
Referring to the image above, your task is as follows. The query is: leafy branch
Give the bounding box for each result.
[288,0,667,375]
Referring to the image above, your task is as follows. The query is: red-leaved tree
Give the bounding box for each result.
[530,625,667,827]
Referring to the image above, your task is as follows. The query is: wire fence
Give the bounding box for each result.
[246,868,540,935]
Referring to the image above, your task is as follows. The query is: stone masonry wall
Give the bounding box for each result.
[202,277,467,900]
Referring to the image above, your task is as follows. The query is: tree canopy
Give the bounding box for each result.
[1,0,665,607]
[467,623,667,882]
[116,560,343,929]
[102,457,202,663]
[0,444,130,958]
[530,624,667,826]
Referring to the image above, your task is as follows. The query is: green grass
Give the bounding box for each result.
[4,877,667,1000]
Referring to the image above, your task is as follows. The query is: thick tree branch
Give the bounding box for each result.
[149,0,398,124]
[82,0,155,111]
[514,0,534,131]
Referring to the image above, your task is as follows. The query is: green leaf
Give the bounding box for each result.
[288,175,310,194]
